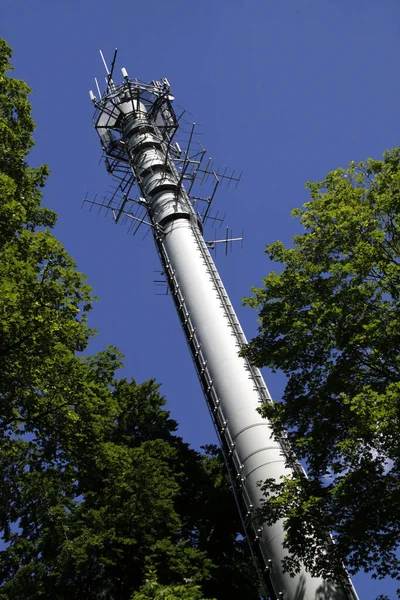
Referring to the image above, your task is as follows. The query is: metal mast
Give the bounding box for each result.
[88,53,359,600]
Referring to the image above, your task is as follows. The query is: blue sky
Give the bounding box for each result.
[3,1,399,597]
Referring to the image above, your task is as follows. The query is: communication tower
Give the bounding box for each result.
[87,50,359,600]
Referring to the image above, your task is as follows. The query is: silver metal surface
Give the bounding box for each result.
[89,58,359,600]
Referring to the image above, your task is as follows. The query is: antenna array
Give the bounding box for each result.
[84,49,242,243]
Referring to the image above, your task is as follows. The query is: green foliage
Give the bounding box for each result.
[243,149,400,584]
[172,444,261,600]
[131,569,215,600]
[0,39,56,243]
[0,39,260,599]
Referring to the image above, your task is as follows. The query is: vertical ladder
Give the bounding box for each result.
[152,223,280,600]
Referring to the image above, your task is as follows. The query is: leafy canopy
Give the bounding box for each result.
[0,39,260,600]
[130,568,215,600]
[243,149,400,584]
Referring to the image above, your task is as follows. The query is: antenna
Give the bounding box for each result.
[107,48,118,89]
[94,77,101,100]
[206,227,244,256]
[99,49,110,74]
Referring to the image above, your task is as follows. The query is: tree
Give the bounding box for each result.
[172,444,261,600]
[130,569,215,600]
[0,39,260,599]
[242,149,400,585]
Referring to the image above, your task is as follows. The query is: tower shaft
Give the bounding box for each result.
[91,72,359,600]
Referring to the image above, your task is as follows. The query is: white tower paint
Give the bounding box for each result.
[89,63,359,600]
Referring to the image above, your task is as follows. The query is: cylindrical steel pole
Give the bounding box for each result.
[92,78,359,600]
